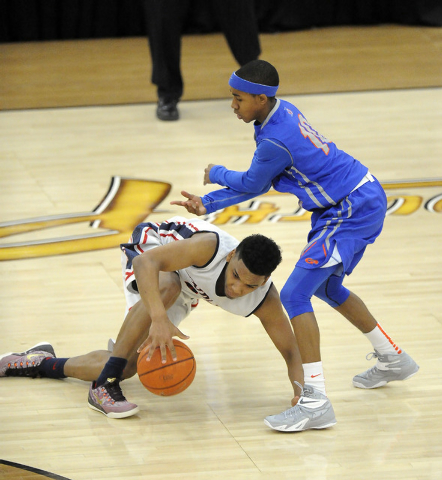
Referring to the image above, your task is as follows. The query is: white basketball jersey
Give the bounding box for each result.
[121,216,272,317]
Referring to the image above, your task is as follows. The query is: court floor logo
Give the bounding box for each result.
[0,177,440,261]
[0,177,170,261]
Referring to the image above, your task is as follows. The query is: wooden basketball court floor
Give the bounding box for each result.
[0,26,441,480]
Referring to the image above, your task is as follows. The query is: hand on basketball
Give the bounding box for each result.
[170,191,207,216]
[203,164,216,185]
[138,320,189,364]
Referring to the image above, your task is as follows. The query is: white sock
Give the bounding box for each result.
[364,323,401,356]
[302,361,326,396]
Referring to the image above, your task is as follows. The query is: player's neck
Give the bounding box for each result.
[256,98,277,124]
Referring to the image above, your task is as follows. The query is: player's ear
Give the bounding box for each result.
[226,249,236,262]
[258,93,268,105]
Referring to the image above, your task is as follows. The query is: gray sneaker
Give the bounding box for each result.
[264,383,337,432]
[0,342,56,377]
[353,350,419,389]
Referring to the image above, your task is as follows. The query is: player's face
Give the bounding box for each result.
[224,253,268,299]
[230,88,268,124]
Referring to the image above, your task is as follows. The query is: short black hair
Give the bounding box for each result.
[235,60,279,89]
[235,234,282,277]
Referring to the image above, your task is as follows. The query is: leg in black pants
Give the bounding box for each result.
[210,0,261,67]
[142,0,260,121]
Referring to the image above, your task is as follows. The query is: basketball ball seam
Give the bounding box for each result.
[144,363,196,391]
[138,357,195,377]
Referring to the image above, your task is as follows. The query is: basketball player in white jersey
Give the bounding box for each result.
[0,217,337,432]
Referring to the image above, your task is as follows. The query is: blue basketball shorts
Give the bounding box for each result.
[280,176,387,319]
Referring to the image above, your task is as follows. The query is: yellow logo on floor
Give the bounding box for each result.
[0,178,440,261]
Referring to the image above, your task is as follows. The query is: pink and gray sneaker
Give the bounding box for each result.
[88,378,139,419]
[0,342,56,377]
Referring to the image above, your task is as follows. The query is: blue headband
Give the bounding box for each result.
[229,72,278,97]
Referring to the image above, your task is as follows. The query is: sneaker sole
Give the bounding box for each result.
[264,418,337,432]
[88,401,140,419]
[353,367,420,389]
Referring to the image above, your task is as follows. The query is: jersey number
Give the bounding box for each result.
[298,114,330,155]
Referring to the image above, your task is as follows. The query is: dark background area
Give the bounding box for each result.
[1,0,441,43]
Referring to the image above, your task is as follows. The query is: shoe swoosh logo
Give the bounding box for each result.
[27,353,44,359]
[299,398,329,409]
[299,399,318,405]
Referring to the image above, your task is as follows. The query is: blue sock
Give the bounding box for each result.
[96,357,128,386]
[38,358,68,379]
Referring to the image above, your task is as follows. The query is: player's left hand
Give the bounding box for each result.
[291,395,300,407]
[170,191,207,216]
[203,164,216,185]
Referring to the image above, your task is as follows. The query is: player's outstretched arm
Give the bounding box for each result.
[170,191,207,216]
[254,285,304,405]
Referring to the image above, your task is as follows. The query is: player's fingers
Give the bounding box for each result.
[173,201,193,214]
[168,343,177,362]
[146,344,157,361]
[176,329,190,340]
[159,344,168,364]
[137,339,150,354]
[180,190,193,200]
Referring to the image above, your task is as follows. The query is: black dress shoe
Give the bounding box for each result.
[156,98,179,121]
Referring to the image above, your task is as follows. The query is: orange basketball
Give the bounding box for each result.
[137,339,196,396]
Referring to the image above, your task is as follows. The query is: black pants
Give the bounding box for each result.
[142,0,261,100]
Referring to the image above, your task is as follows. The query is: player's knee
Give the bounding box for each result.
[315,279,350,307]
[280,283,313,319]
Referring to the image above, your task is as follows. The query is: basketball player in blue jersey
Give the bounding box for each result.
[0,217,337,431]
[172,60,419,432]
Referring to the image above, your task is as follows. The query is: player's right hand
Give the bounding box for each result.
[137,319,189,364]
[170,191,207,216]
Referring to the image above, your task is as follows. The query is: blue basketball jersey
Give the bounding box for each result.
[257,99,368,211]
[200,98,387,276]
[202,98,369,213]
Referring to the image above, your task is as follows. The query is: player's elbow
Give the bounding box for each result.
[132,251,152,275]
[243,179,271,194]
[132,254,142,270]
